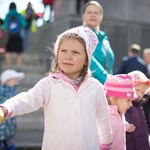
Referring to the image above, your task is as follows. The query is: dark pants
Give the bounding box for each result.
[143,94,150,134]
[0,139,15,150]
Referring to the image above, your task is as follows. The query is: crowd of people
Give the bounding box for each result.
[0,0,150,150]
[0,0,55,72]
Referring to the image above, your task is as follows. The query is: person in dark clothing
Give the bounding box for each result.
[24,2,35,52]
[125,70,150,150]
[0,19,3,26]
[115,44,148,76]
[143,93,150,134]
[143,48,150,135]
[3,2,27,70]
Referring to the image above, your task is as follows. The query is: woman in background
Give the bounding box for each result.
[23,2,35,52]
[82,1,114,84]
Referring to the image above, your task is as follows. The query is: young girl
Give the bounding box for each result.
[103,74,137,150]
[125,70,150,150]
[0,26,113,150]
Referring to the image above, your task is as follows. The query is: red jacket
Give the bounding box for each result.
[42,0,54,4]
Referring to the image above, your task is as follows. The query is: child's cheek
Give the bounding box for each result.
[80,60,86,64]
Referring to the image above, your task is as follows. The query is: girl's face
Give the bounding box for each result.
[134,84,149,100]
[58,38,87,80]
[82,4,103,29]
[116,98,133,115]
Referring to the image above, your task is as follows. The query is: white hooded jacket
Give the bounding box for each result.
[2,74,112,150]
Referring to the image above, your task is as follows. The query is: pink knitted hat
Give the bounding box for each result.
[104,74,137,99]
[128,70,150,86]
[54,26,98,66]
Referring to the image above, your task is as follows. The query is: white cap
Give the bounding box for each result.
[0,69,25,85]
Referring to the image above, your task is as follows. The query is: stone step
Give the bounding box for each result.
[1,52,47,148]
[1,53,49,71]
[14,107,44,148]
[15,131,43,148]
[19,73,46,91]
[16,109,44,130]
[1,52,50,92]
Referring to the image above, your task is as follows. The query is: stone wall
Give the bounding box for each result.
[30,16,150,71]
[54,0,150,24]
[29,0,150,71]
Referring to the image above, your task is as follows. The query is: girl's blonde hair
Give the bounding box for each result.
[82,1,103,30]
[49,33,89,86]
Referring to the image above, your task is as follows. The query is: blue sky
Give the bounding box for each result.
[0,0,44,20]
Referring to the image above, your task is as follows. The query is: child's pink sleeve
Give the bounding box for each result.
[125,121,133,131]
[100,142,112,150]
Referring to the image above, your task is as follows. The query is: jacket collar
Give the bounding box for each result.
[52,71,79,91]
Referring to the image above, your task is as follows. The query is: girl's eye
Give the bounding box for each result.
[74,51,80,54]
[127,99,131,102]
[60,49,66,52]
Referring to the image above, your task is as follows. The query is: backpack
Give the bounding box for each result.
[8,16,21,37]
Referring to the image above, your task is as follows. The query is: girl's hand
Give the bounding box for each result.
[0,107,8,123]
[127,124,136,132]
[0,107,4,123]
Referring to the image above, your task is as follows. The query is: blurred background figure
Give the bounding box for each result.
[143,89,150,135]
[142,48,150,135]
[0,18,8,54]
[0,18,5,53]
[115,44,148,76]
[3,2,27,70]
[82,1,114,84]
[42,0,54,23]
[143,48,150,77]
[0,18,3,28]
[0,18,5,73]
[0,69,25,150]
[76,0,89,15]
[22,2,36,52]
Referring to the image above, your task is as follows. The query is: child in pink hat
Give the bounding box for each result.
[0,26,113,150]
[104,74,137,150]
[125,70,150,150]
